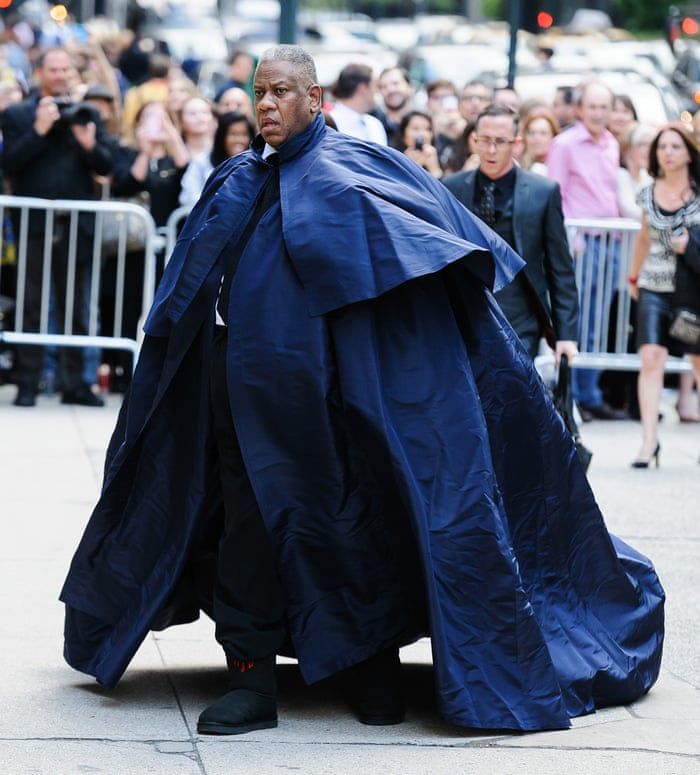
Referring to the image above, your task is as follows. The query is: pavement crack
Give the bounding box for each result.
[153,635,208,775]
[482,743,700,760]
[616,535,700,544]
[4,736,699,760]
[665,667,700,691]
[0,738,193,743]
[71,407,104,487]
[187,738,700,759]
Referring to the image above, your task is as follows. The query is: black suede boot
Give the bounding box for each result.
[346,647,405,725]
[197,655,278,735]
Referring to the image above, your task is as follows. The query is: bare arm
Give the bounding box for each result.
[628,213,650,300]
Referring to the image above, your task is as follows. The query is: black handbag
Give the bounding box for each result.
[670,229,700,346]
[669,308,700,345]
[553,355,593,473]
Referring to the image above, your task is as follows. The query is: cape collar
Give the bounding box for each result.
[251,112,326,165]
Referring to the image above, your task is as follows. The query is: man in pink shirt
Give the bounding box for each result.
[547,81,628,420]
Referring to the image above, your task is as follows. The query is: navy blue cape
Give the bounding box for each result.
[60,115,664,732]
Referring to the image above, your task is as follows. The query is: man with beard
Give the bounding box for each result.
[61,46,664,738]
[376,66,414,142]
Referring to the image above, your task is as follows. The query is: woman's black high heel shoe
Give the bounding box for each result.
[631,442,661,469]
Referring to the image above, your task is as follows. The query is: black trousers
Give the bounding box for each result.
[15,227,92,392]
[209,326,285,660]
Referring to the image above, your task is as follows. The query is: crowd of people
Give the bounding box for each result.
[0,21,698,467]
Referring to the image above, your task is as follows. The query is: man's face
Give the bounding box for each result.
[459,84,491,122]
[253,60,321,148]
[577,85,612,139]
[231,53,254,84]
[218,87,253,119]
[475,114,520,180]
[354,81,376,114]
[552,91,576,127]
[38,50,73,97]
[378,69,411,112]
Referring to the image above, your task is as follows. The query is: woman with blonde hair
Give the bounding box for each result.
[166,73,198,125]
[617,123,654,219]
[178,95,218,208]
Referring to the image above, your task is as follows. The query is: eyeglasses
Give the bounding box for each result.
[461,94,490,102]
[474,136,515,149]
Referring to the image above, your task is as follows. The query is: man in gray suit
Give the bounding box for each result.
[443,104,579,362]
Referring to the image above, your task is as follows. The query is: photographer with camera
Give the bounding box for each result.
[395,110,443,179]
[1,47,113,407]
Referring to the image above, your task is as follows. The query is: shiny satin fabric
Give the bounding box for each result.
[61,115,663,732]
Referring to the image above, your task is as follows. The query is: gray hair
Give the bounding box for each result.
[574,79,614,107]
[258,45,318,85]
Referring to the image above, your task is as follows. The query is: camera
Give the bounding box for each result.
[415,135,425,151]
[53,97,100,126]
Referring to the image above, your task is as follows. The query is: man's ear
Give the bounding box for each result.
[309,83,322,113]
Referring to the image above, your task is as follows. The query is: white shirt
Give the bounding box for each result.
[179,148,214,209]
[616,167,650,220]
[215,143,278,326]
[329,101,388,146]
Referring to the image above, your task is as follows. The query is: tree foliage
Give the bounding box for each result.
[611,0,668,30]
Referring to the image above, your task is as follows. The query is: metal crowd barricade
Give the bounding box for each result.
[535,216,693,379]
[161,205,191,262]
[0,194,162,371]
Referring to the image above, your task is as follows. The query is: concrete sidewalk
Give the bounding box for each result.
[1,384,699,775]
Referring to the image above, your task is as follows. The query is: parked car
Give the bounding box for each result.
[477,67,684,125]
[671,42,700,111]
[146,11,229,64]
[401,42,537,87]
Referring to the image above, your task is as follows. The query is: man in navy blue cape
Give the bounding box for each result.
[60,46,664,734]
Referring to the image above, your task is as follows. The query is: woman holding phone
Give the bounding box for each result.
[395,110,443,178]
[113,101,190,228]
[101,101,190,392]
[628,123,700,467]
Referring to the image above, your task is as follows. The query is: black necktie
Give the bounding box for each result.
[217,155,279,321]
[480,180,496,228]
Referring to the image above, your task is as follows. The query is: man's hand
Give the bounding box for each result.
[71,121,97,152]
[34,96,61,136]
[555,339,579,364]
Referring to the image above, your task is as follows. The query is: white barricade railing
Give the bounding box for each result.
[0,194,160,370]
[162,205,191,262]
[36,203,685,380]
[535,216,693,379]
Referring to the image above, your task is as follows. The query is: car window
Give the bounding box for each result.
[688,58,700,82]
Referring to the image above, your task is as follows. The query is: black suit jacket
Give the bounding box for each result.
[1,95,113,235]
[443,165,579,342]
